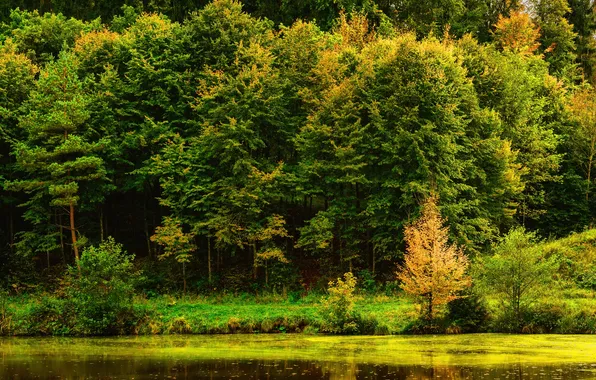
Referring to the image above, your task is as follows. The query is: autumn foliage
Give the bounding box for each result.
[494,11,541,55]
[397,197,471,321]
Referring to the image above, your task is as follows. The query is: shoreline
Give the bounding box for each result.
[2,294,595,337]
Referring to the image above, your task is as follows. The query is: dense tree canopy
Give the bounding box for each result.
[0,0,595,292]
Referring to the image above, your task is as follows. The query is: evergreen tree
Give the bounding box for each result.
[7,53,108,270]
[530,0,579,81]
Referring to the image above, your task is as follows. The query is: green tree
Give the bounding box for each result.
[0,39,38,261]
[319,272,359,333]
[567,86,596,201]
[153,22,291,283]
[479,227,559,331]
[530,0,578,80]
[67,237,140,335]
[567,0,596,82]
[151,216,196,294]
[1,9,97,65]
[8,52,108,271]
[458,36,564,229]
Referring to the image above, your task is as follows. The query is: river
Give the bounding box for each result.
[1,334,596,379]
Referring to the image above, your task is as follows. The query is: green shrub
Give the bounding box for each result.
[560,305,596,333]
[522,302,566,333]
[318,272,361,334]
[577,265,596,290]
[27,296,72,335]
[357,270,377,293]
[480,227,559,332]
[0,291,12,335]
[446,288,489,333]
[67,237,140,335]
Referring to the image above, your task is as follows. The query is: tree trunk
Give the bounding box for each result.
[105,205,109,240]
[428,293,433,322]
[8,207,14,254]
[143,200,152,258]
[207,236,212,284]
[372,248,376,276]
[252,242,258,280]
[99,207,104,242]
[69,202,80,272]
[182,262,187,296]
[587,145,594,201]
[58,212,65,264]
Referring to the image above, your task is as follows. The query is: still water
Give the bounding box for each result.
[1,334,596,379]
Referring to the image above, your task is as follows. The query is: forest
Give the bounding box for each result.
[0,0,596,336]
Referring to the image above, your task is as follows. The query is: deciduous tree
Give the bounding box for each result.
[396,196,471,321]
[479,227,559,331]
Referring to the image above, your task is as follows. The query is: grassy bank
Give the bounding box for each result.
[2,292,596,336]
[0,293,417,336]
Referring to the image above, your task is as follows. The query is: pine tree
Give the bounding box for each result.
[8,52,108,271]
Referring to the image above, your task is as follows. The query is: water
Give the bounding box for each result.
[2,334,596,379]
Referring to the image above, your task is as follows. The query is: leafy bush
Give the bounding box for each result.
[514,302,565,333]
[479,227,559,332]
[0,291,11,335]
[318,272,360,334]
[67,237,141,335]
[357,270,377,293]
[446,288,490,333]
[560,304,596,333]
[26,296,72,335]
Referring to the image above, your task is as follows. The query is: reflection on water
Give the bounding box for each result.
[3,358,596,379]
[1,335,596,379]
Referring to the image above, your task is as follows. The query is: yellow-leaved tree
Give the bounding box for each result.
[397,196,471,321]
[494,11,541,56]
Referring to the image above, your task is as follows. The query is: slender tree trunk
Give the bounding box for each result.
[265,261,269,286]
[143,199,151,258]
[587,144,594,201]
[372,248,376,276]
[58,212,65,264]
[182,262,187,296]
[252,242,258,280]
[105,204,109,239]
[99,207,104,242]
[69,202,80,272]
[8,207,14,254]
[207,236,212,284]
[428,293,433,322]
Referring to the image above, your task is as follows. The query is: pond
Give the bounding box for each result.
[1,334,596,379]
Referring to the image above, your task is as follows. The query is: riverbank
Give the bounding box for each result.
[2,292,596,336]
[0,294,415,336]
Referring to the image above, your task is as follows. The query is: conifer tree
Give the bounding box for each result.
[8,53,108,271]
[397,196,471,321]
